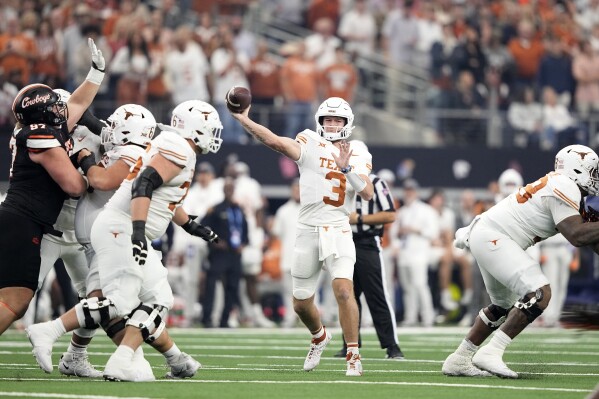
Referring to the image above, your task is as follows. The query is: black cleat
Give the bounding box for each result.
[333,347,347,358]
[386,344,405,360]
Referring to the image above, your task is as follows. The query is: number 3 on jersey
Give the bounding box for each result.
[323,171,346,207]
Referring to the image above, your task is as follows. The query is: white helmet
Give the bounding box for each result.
[53,88,71,102]
[315,97,354,141]
[555,144,599,195]
[101,104,155,147]
[169,100,223,154]
[498,168,523,198]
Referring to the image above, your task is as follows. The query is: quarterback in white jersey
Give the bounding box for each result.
[231,96,373,377]
[443,144,599,380]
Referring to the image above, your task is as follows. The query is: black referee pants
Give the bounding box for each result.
[348,236,398,349]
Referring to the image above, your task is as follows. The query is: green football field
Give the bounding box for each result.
[0,326,597,399]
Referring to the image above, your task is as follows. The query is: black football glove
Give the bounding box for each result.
[131,221,148,266]
[181,217,219,243]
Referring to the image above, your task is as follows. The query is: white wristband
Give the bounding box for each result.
[86,67,105,85]
[346,171,367,192]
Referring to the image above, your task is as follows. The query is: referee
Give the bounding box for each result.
[334,165,404,359]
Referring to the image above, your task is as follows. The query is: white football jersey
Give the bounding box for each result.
[481,172,581,249]
[106,130,196,240]
[46,126,101,245]
[295,129,372,227]
[75,144,146,244]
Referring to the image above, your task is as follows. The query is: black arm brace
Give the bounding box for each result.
[77,108,108,136]
[132,166,164,199]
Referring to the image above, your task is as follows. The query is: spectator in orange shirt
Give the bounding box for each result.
[32,19,61,87]
[248,40,281,107]
[280,41,319,137]
[507,19,544,89]
[319,47,358,103]
[0,15,37,87]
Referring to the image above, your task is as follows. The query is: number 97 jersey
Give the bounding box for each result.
[294,130,372,227]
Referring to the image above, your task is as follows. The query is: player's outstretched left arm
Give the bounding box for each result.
[332,140,374,200]
[66,38,106,133]
[229,106,301,162]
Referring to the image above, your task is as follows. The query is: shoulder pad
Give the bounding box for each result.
[153,130,193,167]
[116,144,146,167]
[546,173,582,210]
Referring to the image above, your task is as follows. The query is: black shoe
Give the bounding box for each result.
[333,347,347,358]
[386,345,405,360]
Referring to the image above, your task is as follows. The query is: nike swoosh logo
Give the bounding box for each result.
[342,230,350,233]
[77,137,84,142]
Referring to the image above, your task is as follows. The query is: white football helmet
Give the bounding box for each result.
[498,168,523,198]
[315,97,354,141]
[53,89,71,102]
[555,144,599,195]
[168,100,223,154]
[101,104,155,147]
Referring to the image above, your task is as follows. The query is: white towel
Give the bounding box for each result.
[453,215,481,250]
[318,226,339,261]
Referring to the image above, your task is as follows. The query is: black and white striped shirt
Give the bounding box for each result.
[352,174,396,238]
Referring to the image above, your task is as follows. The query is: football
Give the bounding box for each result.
[225,86,251,113]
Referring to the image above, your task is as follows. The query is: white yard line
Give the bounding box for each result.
[0,392,160,399]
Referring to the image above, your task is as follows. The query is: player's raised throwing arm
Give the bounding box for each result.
[230,107,301,162]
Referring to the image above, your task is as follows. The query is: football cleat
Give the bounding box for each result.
[442,352,492,377]
[26,322,59,373]
[385,344,405,360]
[345,352,363,376]
[103,351,155,382]
[472,345,518,379]
[58,352,103,378]
[303,328,332,371]
[165,352,201,379]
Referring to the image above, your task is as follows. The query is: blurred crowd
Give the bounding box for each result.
[1,0,599,148]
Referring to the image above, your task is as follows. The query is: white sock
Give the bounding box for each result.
[133,347,144,361]
[67,341,87,354]
[113,345,134,360]
[456,339,478,356]
[488,330,512,353]
[347,344,359,356]
[312,326,325,340]
[163,343,182,365]
[48,319,66,341]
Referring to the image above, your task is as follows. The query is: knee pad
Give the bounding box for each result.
[76,297,118,329]
[478,304,510,330]
[293,288,314,301]
[125,303,168,343]
[514,288,544,323]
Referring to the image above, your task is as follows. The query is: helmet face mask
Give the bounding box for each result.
[555,145,599,195]
[12,84,68,126]
[101,104,156,147]
[170,100,223,154]
[315,97,354,141]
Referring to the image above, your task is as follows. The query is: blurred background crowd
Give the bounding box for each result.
[1,0,598,329]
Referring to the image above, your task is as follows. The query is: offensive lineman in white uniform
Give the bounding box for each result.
[231,96,374,377]
[27,101,222,381]
[443,145,599,378]
[26,104,156,377]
